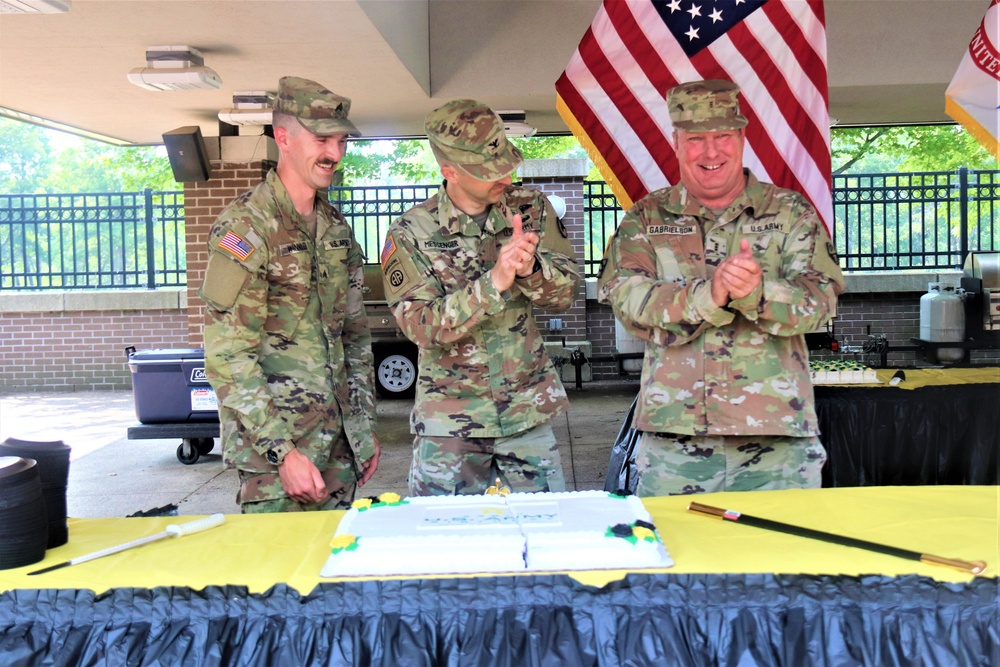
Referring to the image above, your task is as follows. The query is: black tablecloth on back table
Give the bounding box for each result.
[815,379,999,487]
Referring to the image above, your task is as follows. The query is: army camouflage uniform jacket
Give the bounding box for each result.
[598,170,844,437]
[382,184,580,438]
[199,169,376,490]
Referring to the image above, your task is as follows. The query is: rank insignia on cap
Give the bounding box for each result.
[218,231,254,261]
[380,235,397,267]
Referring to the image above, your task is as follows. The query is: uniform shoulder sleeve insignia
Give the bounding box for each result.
[380,234,397,268]
[218,230,255,261]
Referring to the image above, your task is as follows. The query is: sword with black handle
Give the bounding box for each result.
[687,502,986,576]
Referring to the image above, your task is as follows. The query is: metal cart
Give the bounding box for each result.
[126,421,219,465]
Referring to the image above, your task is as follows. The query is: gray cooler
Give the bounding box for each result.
[127,348,219,424]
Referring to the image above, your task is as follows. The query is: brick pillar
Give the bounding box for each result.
[184,132,279,345]
[518,159,589,342]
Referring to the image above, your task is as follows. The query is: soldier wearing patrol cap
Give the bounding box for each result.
[199,76,380,513]
[598,79,844,497]
[381,99,581,496]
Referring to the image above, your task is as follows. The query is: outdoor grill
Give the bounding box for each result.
[961,251,1000,335]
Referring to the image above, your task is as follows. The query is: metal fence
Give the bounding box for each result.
[583,181,623,277]
[582,168,1000,275]
[832,168,999,270]
[330,185,437,262]
[0,190,185,290]
[1,169,997,291]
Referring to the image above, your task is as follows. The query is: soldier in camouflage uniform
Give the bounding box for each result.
[199,76,380,513]
[382,99,580,496]
[598,80,845,496]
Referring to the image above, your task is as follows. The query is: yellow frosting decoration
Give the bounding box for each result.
[379,492,402,504]
[632,526,655,541]
[352,498,372,510]
[330,534,357,550]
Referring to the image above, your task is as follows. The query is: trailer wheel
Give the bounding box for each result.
[194,438,215,455]
[374,344,418,399]
[177,440,201,465]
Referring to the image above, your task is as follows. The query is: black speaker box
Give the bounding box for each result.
[162,126,212,183]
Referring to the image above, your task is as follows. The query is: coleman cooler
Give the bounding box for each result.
[127,348,219,424]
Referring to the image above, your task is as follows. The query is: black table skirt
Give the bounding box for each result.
[815,382,999,487]
[2,573,997,666]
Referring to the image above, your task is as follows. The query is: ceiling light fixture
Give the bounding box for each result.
[218,91,274,126]
[497,110,537,138]
[0,0,70,13]
[127,45,222,92]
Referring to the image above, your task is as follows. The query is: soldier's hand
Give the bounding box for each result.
[491,216,537,291]
[358,435,381,487]
[512,213,539,248]
[277,449,328,504]
[715,239,762,304]
[512,215,540,278]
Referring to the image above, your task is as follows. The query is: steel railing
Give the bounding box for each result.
[0,189,184,290]
[1,169,997,291]
[832,168,999,270]
[581,168,999,276]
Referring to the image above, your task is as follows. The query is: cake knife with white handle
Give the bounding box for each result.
[27,513,225,575]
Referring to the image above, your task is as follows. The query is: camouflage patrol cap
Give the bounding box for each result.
[667,79,748,132]
[424,99,523,182]
[274,76,361,137]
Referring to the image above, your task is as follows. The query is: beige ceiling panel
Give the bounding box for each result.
[0,0,991,143]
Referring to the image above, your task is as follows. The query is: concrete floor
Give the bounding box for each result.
[0,381,639,518]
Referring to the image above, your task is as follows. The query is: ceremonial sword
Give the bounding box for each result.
[687,502,986,576]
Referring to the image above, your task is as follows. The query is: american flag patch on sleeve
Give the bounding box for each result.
[218,231,255,261]
[380,235,396,267]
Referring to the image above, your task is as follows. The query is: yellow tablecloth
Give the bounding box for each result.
[1,485,995,595]
[871,366,1000,389]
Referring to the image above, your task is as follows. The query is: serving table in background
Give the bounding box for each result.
[1,486,996,666]
[815,367,999,487]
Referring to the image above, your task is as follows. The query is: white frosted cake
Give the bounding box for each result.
[809,360,879,385]
[320,490,673,578]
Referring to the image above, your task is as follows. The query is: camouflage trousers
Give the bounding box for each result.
[237,430,358,514]
[409,423,566,496]
[633,432,826,496]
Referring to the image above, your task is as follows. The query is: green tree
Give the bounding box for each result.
[1,118,178,193]
[42,141,178,192]
[0,118,53,194]
[340,139,439,185]
[339,135,590,186]
[831,125,995,174]
[510,135,586,161]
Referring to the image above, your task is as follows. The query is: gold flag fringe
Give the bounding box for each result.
[556,94,635,211]
[945,96,1000,161]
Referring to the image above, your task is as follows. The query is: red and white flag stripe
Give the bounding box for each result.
[556,0,833,230]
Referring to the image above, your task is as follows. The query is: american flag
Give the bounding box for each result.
[218,231,254,261]
[380,235,396,267]
[556,0,833,230]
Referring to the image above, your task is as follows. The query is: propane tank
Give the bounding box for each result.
[919,282,965,363]
[614,318,644,373]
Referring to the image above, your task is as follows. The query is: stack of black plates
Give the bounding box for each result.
[1,438,71,548]
[0,456,49,570]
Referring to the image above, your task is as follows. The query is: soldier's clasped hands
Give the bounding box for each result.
[712,238,763,307]
[491,214,539,292]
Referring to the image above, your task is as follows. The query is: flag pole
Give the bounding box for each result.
[687,502,986,576]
